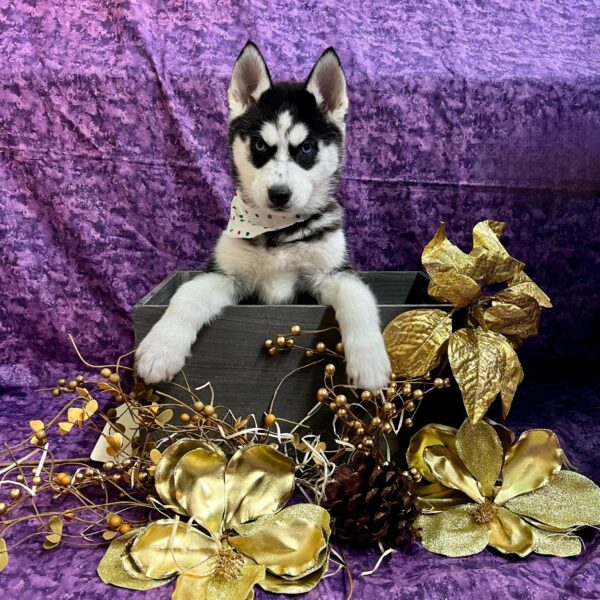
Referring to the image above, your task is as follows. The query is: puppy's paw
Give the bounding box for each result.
[135,322,191,384]
[344,334,392,392]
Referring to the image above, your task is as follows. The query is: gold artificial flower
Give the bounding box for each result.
[98,440,330,599]
[408,420,600,558]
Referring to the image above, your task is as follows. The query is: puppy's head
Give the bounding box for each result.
[227,42,348,215]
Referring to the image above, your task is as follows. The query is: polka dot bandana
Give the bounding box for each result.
[224,191,306,239]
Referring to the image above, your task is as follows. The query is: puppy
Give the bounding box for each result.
[135,42,391,391]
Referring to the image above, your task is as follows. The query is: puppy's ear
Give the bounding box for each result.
[228,41,272,120]
[305,48,348,124]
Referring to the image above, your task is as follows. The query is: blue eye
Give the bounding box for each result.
[253,138,267,152]
[300,141,315,154]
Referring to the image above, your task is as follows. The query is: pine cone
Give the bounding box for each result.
[322,452,420,549]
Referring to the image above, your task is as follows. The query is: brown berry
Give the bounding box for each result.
[264,413,277,427]
[119,523,132,535]
[290,325,302,336]
[108,515,123,530]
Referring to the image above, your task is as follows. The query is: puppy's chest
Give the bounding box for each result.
[215,231,346,294]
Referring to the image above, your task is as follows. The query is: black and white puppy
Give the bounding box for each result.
[135,42,391,391]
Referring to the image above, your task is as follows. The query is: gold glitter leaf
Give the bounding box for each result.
[29,420,44,432]
[448,329,506,423]
[129,519,219,580]
[0,537,8,573]
[495,430,563,505]
[483,290,541,339]
[533,529,582,557]
[383,309,452,378]
[496,336,524,419]
[507,271,553,309]
[97,531,170,591]
[406,423,458,483]
[488,507,535,557]
[416,504,491,557]
[456,420,503,497]
[504,471,600,529]
[468,220,524,285]
[224,445,295,529]
[173,447,226,537]
[230,504,330,579]
[423,445,484,503]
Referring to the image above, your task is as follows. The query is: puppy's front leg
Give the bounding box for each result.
[135,273,240,384]
[315,271,391,392]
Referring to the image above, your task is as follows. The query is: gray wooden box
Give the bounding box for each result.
[134,272,449,433]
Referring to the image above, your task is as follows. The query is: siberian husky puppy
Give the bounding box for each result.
[135,42,391,391]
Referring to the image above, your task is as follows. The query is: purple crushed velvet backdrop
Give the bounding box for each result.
[1,0,599,598]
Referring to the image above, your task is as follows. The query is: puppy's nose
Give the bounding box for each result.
[268,185,291,207]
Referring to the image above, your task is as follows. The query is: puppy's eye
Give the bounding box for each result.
[300,141,316,154]
[253,138,267,152]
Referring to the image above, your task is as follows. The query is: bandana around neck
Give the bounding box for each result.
[224,190,307,239]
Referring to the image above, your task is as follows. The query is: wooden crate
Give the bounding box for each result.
[134,272,452,442]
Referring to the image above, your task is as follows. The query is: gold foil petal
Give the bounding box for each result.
[129,519,218,579]
[448,329,506,424]
[155,439,220,514]
[507,271,553,309]
[172,574,210,600]
[224,445,295,529]
[230,504,330,578]
[496,337,524,419]
[174,447,227,537]
[495,430,562,505]
[483,290,541,339]
[416,504,491,557]
[383,309,452,378]
[406,423,458,483]
[468,220,524,285]
[414,482,471,513]
[489,507,535,557]
[208,565,266,600]
[504,470,600,529]
[533,528,582,557]
[428,268,481,308]
[456,420,503,497]
[259,556,328,594]
[423,446,484,503]
[97,530,171,591]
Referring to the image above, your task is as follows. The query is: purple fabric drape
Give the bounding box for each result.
[0,1,598,598]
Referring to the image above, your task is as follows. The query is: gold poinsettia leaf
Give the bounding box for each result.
[422,222,475,277]
[495,430,563,505]
[533,529,582,557]
[0,537,8,573]
[259,555,329,594]
[173,447,226,537]
[427,267,480,308]
[483,290,541,339]
[423,446,484,503]
[129,519,219,579]
[383,309,452,378]
[416,504,491,557]
[224,445,295,529]
[489,506,535,557]
[98,530,171,591]
[504,471,600,530]
[406,423,458,483]
[496,336,524,419]
[230,504,330,579]
[448,329,506,424]
[508,271,552,309]
[468,220,524,285]
[413,481,471,514]
[43,515,64,550]
[456,420,503,497]
[155,439,218,514]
